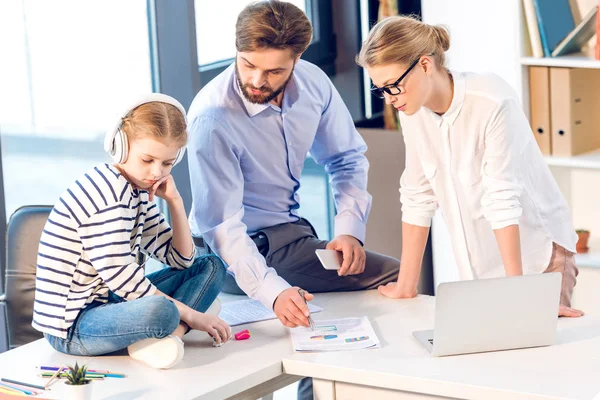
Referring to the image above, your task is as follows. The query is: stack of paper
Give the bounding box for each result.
[290,317,380,352]
[220,299,323,326]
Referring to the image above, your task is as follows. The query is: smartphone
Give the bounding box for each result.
[315,249,343,270]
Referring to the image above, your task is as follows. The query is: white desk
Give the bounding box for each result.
[1,291,599,399]
[284,292,600,400]
[0,294,298,400]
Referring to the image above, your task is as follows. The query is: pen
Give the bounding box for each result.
[298,288,315,331]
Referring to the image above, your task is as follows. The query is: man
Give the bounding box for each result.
[188,0,399,332]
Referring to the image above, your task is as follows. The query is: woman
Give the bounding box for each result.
[357,16,582,317]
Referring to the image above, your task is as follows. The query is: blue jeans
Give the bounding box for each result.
[45,255,226,356]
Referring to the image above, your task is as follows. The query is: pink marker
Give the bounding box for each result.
[234,329,251,340]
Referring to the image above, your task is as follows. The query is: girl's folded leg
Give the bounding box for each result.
[147,254,227,313]
[45,296,184,367]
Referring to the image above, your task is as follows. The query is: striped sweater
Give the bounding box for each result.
[32,163,195,338]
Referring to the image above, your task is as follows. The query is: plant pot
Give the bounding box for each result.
[576,231,590,253]
[64,381,93,400]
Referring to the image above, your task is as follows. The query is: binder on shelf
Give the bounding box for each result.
[528,67,552,155]
[549,67,600,156]
[523,0,544,57]
[552,6,598,57]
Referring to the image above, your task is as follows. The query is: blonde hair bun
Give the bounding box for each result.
[431,25,450,52]
[356,15,451,68]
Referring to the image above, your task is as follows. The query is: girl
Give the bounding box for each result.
[33,93,231,369]
[357,16,583,318]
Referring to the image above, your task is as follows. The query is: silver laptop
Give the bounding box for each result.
[413,273,561,357]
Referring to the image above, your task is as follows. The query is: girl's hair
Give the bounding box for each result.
[356,15,450,69]
[121,102,187,147]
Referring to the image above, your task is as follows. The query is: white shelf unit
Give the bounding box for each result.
[521,54,600,69]
[575,252,600,268]
[544,149,600,169]
[527,57,600,170]
[520,40,600,261]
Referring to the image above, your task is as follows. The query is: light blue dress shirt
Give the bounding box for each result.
[187,60,372,307]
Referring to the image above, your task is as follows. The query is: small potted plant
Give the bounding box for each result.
[64,362,92,400]
[576,229,590,253]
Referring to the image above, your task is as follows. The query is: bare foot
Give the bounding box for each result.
[172,322,188,338]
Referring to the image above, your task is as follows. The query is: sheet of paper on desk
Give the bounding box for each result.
[290,316,380,352]
[220,299,323,326]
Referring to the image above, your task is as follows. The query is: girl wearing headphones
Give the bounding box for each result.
[33,94,231,369]
[358,16,583,318]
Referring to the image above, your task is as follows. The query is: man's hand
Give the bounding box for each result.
[326,235,365,276]
[273,287,313,328]
[378,281,418,299]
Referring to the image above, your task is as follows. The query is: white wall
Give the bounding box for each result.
[422,0,525,99]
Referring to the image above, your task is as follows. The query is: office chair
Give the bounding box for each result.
[0,205,51,351]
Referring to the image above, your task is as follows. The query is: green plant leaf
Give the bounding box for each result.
[65,361,90,385]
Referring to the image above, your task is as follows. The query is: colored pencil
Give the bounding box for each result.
[44,366,63,390]
[39,373,104,380]
[0,381,35,395]
[40,366,125,377]
[0,380,42,395]
[0,381,42,395]
[40,366,120,374]
[0,381,34,395]
[0,385,24,395]
[1,378,46,391]
[0,386,26,396]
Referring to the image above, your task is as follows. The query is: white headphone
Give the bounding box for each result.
[104,93,187,165]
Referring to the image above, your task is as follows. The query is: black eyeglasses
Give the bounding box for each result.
[370,57,421,99]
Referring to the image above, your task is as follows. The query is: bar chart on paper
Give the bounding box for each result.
[290,317,380,352]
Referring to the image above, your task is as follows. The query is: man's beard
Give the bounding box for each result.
[235,61,294,105]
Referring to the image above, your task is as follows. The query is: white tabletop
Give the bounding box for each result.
[283,291,600,400]
[1,290,599,400]
[0,294,294,400]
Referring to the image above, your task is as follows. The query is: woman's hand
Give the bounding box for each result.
[559,305,584,318]
[378,281,418,299]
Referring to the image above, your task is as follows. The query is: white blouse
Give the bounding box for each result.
[398,71,577,280]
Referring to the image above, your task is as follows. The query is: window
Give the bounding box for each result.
[0,0,153,217]
[195,0,307,66]
[298,159,334,240]
[193,0,335,85]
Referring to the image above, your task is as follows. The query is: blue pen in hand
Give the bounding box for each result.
[298,288,315,331]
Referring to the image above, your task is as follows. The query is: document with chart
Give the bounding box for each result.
[220,299,323,326]
[290,317,380,352]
